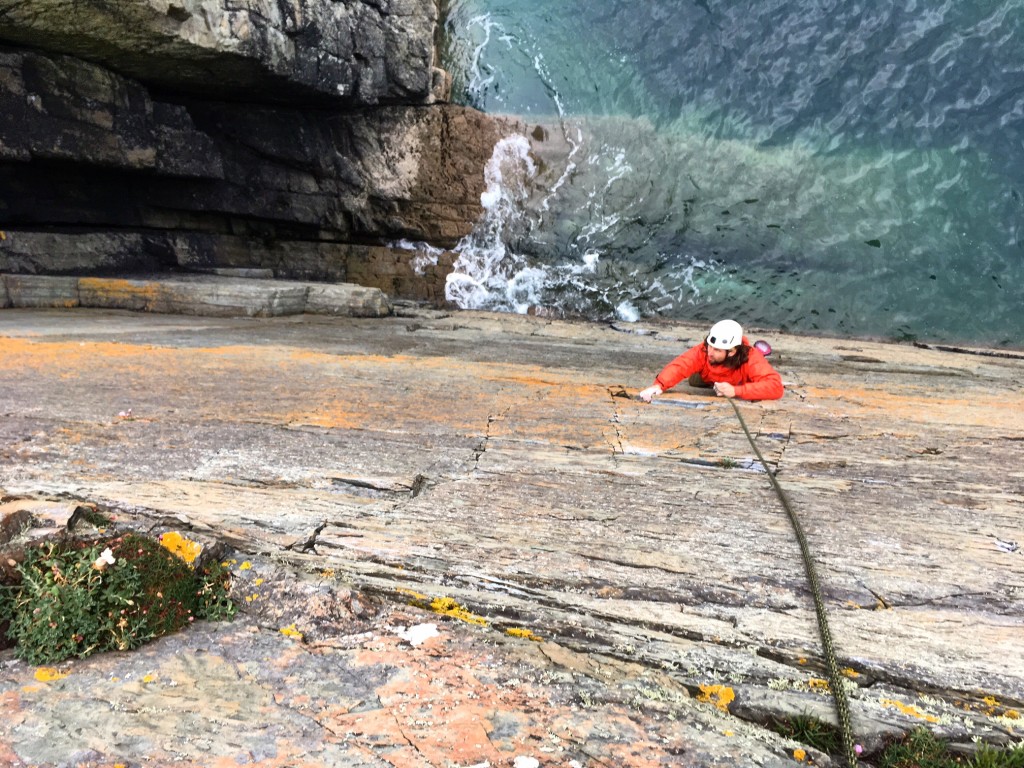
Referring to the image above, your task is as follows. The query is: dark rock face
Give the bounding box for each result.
[0,0,447,105]
[0,2,517,299]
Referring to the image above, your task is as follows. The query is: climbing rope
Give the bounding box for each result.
[726,397,858,768]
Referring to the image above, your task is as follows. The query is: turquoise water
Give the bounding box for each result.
[439,0,1024,347]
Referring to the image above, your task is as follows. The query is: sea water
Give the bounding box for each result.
[438,0,1024,348]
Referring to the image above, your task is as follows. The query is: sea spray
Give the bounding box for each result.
[445,135,541,312]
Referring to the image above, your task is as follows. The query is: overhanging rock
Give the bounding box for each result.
[0,0,446,105]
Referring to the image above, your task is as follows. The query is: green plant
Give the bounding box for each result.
[880,728,954,767]
[720,457,739,469]
[971,743,1024,768]
[195,559,238,621]
[1,533,236,664]
[879,728,1024,768]
[767,714,841,755]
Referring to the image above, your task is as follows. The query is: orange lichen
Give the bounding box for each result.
[696,684,735,713]
[880,698,939,723]
[34,667,68,682]
[506,627,543,642]
[793,748,807,762]
[429,597,488,627]
[808,678,831,692]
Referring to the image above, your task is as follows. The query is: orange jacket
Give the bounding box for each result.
[653,336,784,401]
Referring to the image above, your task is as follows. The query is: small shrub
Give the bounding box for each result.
[0,533,236,664]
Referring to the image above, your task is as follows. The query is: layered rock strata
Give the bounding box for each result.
[1,308,1022,765]
[0,1,518,303]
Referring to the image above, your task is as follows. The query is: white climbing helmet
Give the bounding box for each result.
[707,319,743,350]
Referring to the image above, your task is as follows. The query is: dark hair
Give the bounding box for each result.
[707,339,750,370]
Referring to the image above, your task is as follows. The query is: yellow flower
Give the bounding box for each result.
[239,561,252,570]
[34,667,68,682]
[159,532,202,565]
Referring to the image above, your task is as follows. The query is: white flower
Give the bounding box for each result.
[93,547,116,571]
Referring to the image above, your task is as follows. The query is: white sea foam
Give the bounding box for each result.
[446,135,541,311]
[465,14,498,105]
[445,122,718,319]
[615,301,640,322]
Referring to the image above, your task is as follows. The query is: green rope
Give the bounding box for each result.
[727,397,858,768]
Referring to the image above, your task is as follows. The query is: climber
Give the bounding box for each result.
[637,319,784,402]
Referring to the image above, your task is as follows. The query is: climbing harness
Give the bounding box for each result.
[726,397,859,768]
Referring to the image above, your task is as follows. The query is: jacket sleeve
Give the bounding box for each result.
[734,351,784,401]
[653,344,704,391]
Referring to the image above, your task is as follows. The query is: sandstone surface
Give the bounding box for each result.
[0,305,1021,767]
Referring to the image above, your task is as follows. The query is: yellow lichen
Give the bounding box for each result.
[880,698,939,723]
[506,627,543,642]
[34,667,68,682]
[159,531,202,565]
[279,624,304,641]
[239,561,252,570]
[696,684,735,713]
[429,596,488,626]
[793,748,807,762]
[841,667,860,678]
[808,678,831,692]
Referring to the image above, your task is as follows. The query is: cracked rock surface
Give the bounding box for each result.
[0,306,1022,766]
